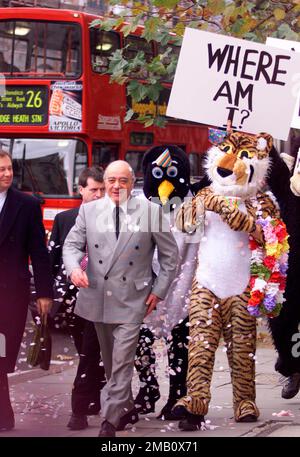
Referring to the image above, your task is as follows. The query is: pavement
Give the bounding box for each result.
[3,323,300,439]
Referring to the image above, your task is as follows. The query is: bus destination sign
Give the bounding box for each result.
[0,85,48,126]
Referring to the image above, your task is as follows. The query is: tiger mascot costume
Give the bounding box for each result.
[173,131,289,431]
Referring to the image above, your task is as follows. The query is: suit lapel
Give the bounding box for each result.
[0,187,23,247]
[95,197,117,254]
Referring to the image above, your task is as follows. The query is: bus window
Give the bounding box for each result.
[189,152,205,178]
[157,43,180,82]
[124,35,154,78]
[0,138,87,196]
[74,140,89,192]
[0,20,81,78]
[125,150,144,179]
[130,132,154,146]
[90,29,120,73]
[92,142,119,168]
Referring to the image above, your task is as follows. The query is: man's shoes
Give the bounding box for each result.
[67,413,88,430]
[134,386,160,414]
[281,373,300,399]
[117,408,139,431]
[157,399,185,420]
[98,420,116,437]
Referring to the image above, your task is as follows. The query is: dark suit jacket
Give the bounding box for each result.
[263,147,300,377]
[48,207,79,315]
[49,207,79,277]
[0,187,53,373]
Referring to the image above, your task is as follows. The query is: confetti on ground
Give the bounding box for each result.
[272,410,294,417]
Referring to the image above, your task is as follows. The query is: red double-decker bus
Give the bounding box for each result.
[0,7,209,230]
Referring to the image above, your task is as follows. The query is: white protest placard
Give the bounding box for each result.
[167,29,300,140]
[266,37,300,129]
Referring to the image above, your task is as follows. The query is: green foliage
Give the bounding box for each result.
[92,0,300,126]
[276,23,299,41]
[142,17,161,42]
[153,0,179,8]
[127,80,148,101]
[207,0,226,15]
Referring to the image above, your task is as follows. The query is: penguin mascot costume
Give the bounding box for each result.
[134,144,201,420]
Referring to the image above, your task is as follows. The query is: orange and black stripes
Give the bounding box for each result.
[175,283,259,420]
[176,188,277,235]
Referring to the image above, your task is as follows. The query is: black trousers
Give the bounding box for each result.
[66,312,106,415]
[0,373,14,423]
[134,317,189,400]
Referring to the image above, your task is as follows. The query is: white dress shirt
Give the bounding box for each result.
[0,191,7,214]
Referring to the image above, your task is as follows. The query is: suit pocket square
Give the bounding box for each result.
[134,277,152,291]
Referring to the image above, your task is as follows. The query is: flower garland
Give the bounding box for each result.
[248,214,289,318]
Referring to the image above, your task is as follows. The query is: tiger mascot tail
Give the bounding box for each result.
[173,131,289,431]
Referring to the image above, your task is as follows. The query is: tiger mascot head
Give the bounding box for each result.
[206,131,273,198]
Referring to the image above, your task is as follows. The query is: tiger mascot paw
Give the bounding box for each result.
[173,396,208,416]
[234,400,260,423]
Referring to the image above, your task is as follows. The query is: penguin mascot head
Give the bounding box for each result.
[142,145,191,210]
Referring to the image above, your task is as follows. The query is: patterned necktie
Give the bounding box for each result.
[114,205,120,239]
[80,252,88,271]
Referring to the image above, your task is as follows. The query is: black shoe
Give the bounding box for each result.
[179,414,205,431]
[117,408,139,431]
[98,420,116,437]
[134,386,160,414]
[157,399,184,420]
[173,406,205,431]
[281,373,300,399]
[67,413,88,430]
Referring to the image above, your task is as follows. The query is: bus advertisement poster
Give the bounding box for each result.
[49,81,82,132]
[0,85,48,126]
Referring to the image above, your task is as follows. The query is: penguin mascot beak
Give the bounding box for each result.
[158,180,175,205]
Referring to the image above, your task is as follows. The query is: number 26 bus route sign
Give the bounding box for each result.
[0,85,48,126]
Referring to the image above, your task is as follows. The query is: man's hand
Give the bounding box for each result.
[145,293,161,317]
[36,297,53,316]
[70,268,89,288]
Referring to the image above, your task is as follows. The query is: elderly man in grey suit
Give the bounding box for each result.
[63,160,178,437]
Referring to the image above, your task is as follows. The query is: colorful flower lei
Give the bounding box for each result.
[248,215,289,318]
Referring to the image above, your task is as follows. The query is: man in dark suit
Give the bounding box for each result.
[0,150,53,431]
[48,166,106,430]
